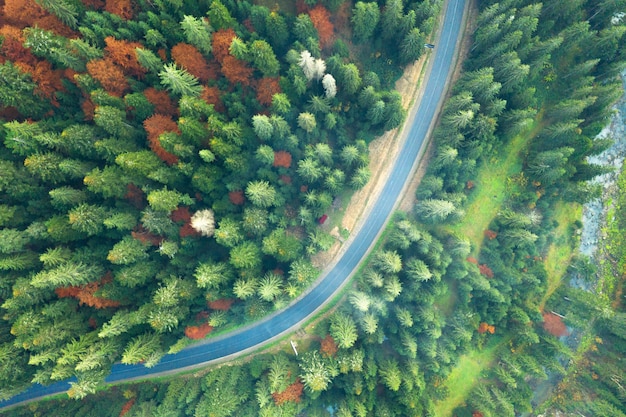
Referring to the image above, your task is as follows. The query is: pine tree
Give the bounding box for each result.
[159,63,202,97]
[180,15,213,55]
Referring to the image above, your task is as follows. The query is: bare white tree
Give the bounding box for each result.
[299,50,316,81]
[190,209,215,236]
[322,73,336,98]
[313,58,326,81]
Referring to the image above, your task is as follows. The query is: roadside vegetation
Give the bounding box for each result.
[2,0,626,416]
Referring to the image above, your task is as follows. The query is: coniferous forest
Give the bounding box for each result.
[1,0,626,416]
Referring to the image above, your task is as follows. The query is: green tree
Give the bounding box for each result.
[249,40,280,76]
[298,112,317,133]
[299,351,333,392]
[195,262,232,289]
[180,15,213,55]
[214,217,244,248]
[257,272,283,302]
[207,0,235,30]
[246,181,278,208]
[147,188,193,213]
[400,28,425,64]
[107,236,149,265]
[68,203,106,236]
[352,2,380,41]
[373,250,402,274]
[230,242,262,270]
[159,63,202,97]
[330,312,358,349]
[121,333,162,365]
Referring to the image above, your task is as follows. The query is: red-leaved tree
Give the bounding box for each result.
[171,42,212,82]
[105,0,135,20]
[201,85,225,112]
[143,87,177,116]
[104,36,146,77]
[542,312,568,337]
[184,323,213,339]
[272,379,304,405]
[220,55,253,86]
[273,151,292,168]
[256,77,281,106]
[211,28,236,63]
[143,114,180,165]
[86,58,129,96]
[308,5,334,49]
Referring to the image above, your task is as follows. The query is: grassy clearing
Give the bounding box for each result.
[540,201,582,310]
[447,128,536,254]
[434,337,506,417]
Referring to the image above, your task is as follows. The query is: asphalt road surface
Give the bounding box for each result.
[0,0,467,408]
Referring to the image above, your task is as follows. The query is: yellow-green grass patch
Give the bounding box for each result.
[434,337,506,417]
[540,201,582,310]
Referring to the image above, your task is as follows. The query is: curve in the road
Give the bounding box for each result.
[0,0,467,408]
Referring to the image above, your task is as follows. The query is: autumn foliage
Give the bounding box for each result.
[55,273,120,309]
[15,60,63,105]
[0,25,37,65]
[220,55,253,86]
[542,312,568,337]
[119,398,135,417]
[201,85,225,112]
[208,298,234,311]
[308,5,334,49]
[320,334,338,358]
[184,322,213,339]
[478,264,494,278]
[256,77,281,106]
[171,43,212,82]
[104,37,146,77]
[3,0,76,36]
[143,87,177,116]
[132,225,164,246]
[87,59,129,97]
[484,229,498,240]
[228,190,245,205]
[273,151,292,168]
[124,183,145,209]
[211,28,236,63]
[143,114,181,165]
[477,322,496,334]
[272,378,304,405]
[105,0,135,20]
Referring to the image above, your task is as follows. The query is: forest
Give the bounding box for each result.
[1,0,626,416]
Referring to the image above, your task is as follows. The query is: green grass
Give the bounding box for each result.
[540,201,582,310]
[447,128,536,254]
[434,337,506,417]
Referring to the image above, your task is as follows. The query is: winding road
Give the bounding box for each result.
[0,0,467,409]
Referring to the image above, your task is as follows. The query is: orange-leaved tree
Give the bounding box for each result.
[171,42,212,82]
[220,55,253,86]
[256,77,281,106]
[308,5,334,49]
[86,58,129,96]
[143,114,180,165]
[105,0,135,20]
[211,28,236,63]
[201,85,224,112]
[104,37,146,77]
[542,312,568,337]
[272,379,304,405]
[184,323,213,339]
[273,151,292,168]
[143,87,178,116]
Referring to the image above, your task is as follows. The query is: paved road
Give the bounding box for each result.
[0,0,467,408]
